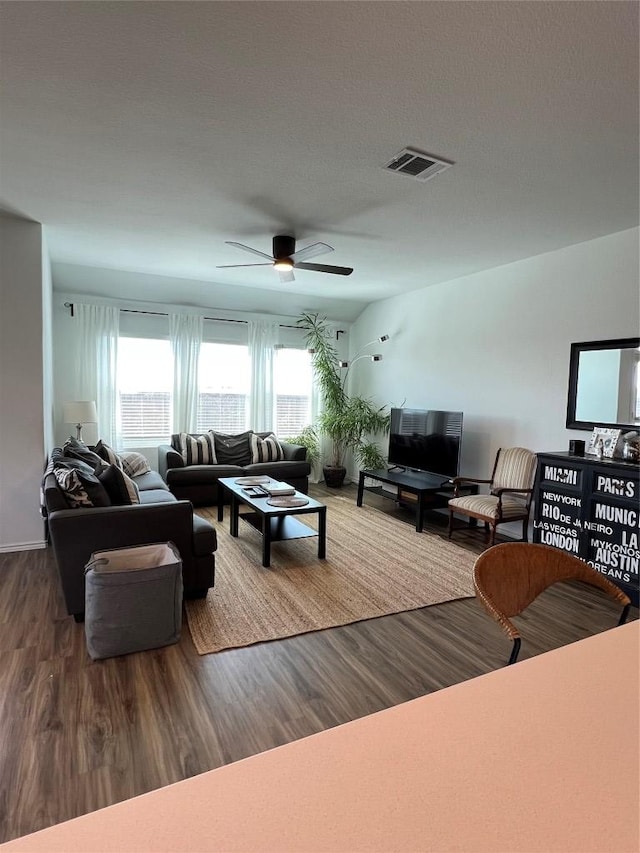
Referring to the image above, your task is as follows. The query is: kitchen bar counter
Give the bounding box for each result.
[4,622,638,852]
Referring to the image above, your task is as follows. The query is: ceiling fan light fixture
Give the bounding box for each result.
[222,235,353,277]
[273,258,294,272]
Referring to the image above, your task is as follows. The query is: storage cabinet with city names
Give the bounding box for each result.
[533,453,639,607]
[586,472,638,595]
[534,461,583,556]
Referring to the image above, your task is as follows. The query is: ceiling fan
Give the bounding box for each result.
[216,235,353,283]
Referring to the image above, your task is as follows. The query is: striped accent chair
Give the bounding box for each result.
[448,447,537,545]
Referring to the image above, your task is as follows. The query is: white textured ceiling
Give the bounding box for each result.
[1,1,638,321]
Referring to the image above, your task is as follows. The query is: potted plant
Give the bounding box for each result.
[282,424,320,468]
[297,312,390,487]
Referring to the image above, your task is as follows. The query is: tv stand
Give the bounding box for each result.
[357,468,478,533]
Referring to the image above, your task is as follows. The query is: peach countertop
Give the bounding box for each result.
[4,621,638,852]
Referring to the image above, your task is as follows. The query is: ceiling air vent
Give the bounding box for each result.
[383,147,453,182]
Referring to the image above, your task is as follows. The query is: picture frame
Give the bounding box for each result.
[587,427,622,458]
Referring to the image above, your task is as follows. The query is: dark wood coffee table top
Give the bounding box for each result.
[217,477,327,568]
[218,477,325,514]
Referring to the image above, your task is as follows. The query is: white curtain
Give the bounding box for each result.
[248,320,279,431]
[308,363,324,483]
[76,303,120,445]
[169,313,203,434]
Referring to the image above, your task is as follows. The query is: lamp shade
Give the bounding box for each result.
[63,401,98,425]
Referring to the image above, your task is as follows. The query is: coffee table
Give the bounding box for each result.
[217,477,327,568]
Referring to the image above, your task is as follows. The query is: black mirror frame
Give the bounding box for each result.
[566,337,640,431]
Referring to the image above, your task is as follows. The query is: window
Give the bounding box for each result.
[118,337,172,441]
[116,335,312,441]
[274,348,313,436]
[197,343,250,432]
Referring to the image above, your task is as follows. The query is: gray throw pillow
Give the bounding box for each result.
[213,430,254,466]
[95,439,123,468]
[99,464,141,505]
[62,437,105,473]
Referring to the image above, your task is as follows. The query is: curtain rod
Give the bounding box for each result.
[63,302,300,329]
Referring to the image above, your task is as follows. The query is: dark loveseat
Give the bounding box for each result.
[44,459,217,622]
[158,431,311,507]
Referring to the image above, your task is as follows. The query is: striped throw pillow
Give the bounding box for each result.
[250,433,285,464]
[118,451,151,478]
[178,432,218,465]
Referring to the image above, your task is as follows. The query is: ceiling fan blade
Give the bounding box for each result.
[294,262,353,276]
[278,268,295,283]
[289,242,333,263]
[225,241,274,261]
[216,263,272,269]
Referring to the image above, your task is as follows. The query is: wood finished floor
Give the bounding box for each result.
[0,483,636,843]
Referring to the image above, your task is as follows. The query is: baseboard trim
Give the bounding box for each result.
[0,540,47,554]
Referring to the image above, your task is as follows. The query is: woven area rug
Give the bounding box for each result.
[186,491,477,655]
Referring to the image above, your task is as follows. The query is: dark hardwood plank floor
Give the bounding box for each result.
[0,484,636,842]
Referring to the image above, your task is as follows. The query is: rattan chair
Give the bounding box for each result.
[473,542,631,664]
[448,447,536,545]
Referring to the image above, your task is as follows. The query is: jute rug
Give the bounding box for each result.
[186,491,477,655]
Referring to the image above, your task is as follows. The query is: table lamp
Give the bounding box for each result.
[63,400,98,441]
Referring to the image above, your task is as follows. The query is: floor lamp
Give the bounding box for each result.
[338,334,390,387]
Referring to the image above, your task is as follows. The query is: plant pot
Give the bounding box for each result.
[323,465,347,488]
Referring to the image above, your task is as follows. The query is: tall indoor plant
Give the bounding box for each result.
[282,424,320,468]
[297,312,390,487]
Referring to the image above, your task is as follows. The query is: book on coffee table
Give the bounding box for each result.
[263,481,296,496]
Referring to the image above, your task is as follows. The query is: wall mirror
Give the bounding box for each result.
[566,338,640,431]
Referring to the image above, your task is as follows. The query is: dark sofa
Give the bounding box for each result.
[158,431,311,507]
[43,464,217,622]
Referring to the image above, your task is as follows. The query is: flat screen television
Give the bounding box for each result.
[388,408,463,479]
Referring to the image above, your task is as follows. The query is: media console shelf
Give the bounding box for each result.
[532,452,639,607]
[357,468,478,533]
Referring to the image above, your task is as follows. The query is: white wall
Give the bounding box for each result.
[42,232,54,452]
[0,216,47,551]
[350,227,639,482]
